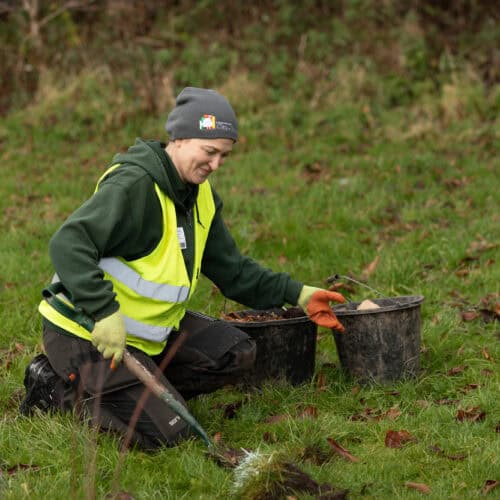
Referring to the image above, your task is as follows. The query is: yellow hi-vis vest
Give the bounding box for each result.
[39,164,215,355]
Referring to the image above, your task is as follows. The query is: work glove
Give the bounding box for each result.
[298,285,346,332]
[91,310,127,363]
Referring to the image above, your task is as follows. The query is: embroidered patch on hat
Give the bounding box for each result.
[199,114,216,130]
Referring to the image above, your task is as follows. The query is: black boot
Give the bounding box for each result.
[19,354,61,415]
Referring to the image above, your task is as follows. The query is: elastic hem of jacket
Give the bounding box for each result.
[92,300,120,322]
[285,279,305,306]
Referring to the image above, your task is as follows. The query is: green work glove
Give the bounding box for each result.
[298,285,346,332]
[91,310,126,363]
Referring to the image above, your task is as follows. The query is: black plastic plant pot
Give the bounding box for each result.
[225,307,317,386]
[331,295,424,383]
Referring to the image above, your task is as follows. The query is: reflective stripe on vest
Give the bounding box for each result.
[99,257,190,303]
[121,313,172,341]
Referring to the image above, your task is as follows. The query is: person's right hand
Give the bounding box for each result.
[91,310,126,363]
[298,285,345,332]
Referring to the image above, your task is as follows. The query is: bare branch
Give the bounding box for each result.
[37,0,97,30]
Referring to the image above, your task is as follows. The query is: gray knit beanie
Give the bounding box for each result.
[165,87,238,141]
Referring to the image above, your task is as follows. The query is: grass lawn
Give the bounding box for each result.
[0,66,498,499]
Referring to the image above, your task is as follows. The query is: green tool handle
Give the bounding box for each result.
[42,282,213,448]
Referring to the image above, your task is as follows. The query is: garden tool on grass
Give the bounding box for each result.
[42,282,213,448]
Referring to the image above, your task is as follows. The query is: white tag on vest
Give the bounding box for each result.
[177,227,187,249]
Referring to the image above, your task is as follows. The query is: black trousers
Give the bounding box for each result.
[43,311,256,450]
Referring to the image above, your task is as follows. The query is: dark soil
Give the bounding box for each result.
[221,306,305,323]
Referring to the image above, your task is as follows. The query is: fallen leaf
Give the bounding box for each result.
[6,463,41,475]
[0,343,27,368]
[360,255,379,281]
[298,406,318,419]
[461,383,480,393]
[405,482,431,494]
[482,347,493,361]
[446,453,467,461]
[385,430,416,448]
[444,177,468,190]
[481,368,494,376]
[480,292,500,312]
[349,407,378,422]
[447,365,468,376]
[456,406,486,422]
[264,414,289,424]
[326,438,360,463]
[482,480,499,494]
[386,390,401,396]
[428,444,466,461]
[316,372,327,391]
[217,401,243,419]
[278,254,288,265]
[384,407,402,420]
[434,398,460,406]
[263,431,277,443]
[467,239,498,256]
[461,311,479,321]
[302,161,332,184]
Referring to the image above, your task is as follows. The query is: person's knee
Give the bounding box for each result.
[141,423,194,451]
[227,338,256,374]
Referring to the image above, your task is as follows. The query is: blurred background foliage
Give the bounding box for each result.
[0,0,498,121]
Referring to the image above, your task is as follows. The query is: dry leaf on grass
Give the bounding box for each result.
[456,406,486,422]
[428,445,466,461]
[405,481,432,494]
[482,480,499,494]
[360,255,379,281]
[326,438,360,463]
[384,407,402,420]
[263,431,277,443]
[316,372,327,391]
[434,398,460,406]
[212,400,244,419]
[298,405,318,419]
[5,463,41,475]
[385,430,416,448]
[461,311,480,321]
[447,365,468,376]
[264,414,289,424]
[482,347,493,361]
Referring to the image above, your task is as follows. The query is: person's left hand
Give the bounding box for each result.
[298,285,345,332]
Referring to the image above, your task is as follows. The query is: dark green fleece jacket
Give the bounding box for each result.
[48,138,303,321]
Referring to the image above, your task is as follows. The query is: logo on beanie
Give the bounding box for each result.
[199,114,216,130]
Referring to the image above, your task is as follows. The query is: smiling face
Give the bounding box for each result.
[166,138,233,184]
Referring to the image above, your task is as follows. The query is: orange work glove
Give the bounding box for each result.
[298,285,346,332]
